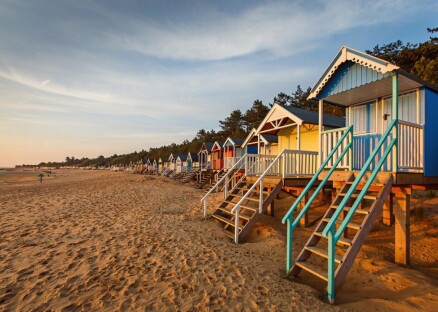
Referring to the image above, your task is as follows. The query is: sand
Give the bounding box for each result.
[0,169,437,311]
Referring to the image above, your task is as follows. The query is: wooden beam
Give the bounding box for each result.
[412,184,438,191]
[383,192,394,226]
[394,189,410,266]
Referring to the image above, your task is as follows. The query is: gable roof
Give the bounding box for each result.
[199,142,214,154]
[284,106,345,128]
[256,103,345,134]
[177,154,187,161]
[309,46,398,100]
[212,141,223,151]
[224,137,244,147]
[308,46,438,105]
[260,134,278,144]
[242,128,257,148]
[187,152,199,162]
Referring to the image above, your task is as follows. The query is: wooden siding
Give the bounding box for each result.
[320,61,391,99]
[278,124,320,152]
[424,88,438,176]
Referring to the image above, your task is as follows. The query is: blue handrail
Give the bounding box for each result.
[325,119,397,304]
[282,125,353,273]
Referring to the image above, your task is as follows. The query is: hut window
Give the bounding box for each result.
[352,103,376,135]
[384,91,418,124]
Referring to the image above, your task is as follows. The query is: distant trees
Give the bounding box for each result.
[271,85,345,117]
[243,100,270,132]
[366,28,438,86]
[33,32,436,168]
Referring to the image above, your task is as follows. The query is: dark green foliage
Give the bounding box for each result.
[32,31,435,168]
[366,28,438,86]
[243,100,270,132]
[271,85,345,117]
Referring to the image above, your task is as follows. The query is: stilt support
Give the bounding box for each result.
[394,188,410,266]
[383,192,394,226]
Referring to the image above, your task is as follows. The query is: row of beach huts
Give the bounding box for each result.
[116,46,438,303]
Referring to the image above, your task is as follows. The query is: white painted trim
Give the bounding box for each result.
[308,46,399,99]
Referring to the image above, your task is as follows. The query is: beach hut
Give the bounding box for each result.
[152,159,158,173]
[168,153,182,171]
[198,142,214,169]
[223,137,245,169]
[281,46,438,303]
[211,141,224,171]
[175,154,187,173]
[241,128,259,154]
[158,156,169,172]
[186,152,199,171]
[202,102,345,243]
[242,129,279,155]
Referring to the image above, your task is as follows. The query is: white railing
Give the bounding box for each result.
[398,120,423,171]
[245,154,278,176]
[321,127,352,169]
[224,157,242,169]
[231,151,285,243]
[201,154,247,218]
[282,150,318,177]
[229,149,318,243]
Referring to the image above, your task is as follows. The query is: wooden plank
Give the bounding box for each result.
[295,261,328,281]
[382,192,394,226]
[394,190,410,266]
[334,175,393,291]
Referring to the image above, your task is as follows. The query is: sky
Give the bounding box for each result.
[0,0,437,167]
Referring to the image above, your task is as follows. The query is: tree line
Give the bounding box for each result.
[34,29,437,168]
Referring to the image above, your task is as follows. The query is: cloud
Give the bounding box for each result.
[41,79,50,86]
[110,0,423,61]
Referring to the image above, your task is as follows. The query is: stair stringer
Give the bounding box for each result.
[288,173,355,277]
[238,179,283,242]
[334,174,393,290]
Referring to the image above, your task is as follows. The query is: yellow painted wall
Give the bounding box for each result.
[278,124,320,152]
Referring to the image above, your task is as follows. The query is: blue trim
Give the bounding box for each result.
[319,61,390,99]
[424,88,438,176]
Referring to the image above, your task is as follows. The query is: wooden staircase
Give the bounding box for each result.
[204,169,228,193]
[210,178,283,242]
[195,171,214,189]
[287,173,393,293]
[180,169,199,183]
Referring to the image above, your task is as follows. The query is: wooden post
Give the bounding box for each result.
[297,124,301,150]
[318,99,323,167]
[394,189,410,266]
[299,191,309,227]
[392,74,399,172]
[383,192,394,226]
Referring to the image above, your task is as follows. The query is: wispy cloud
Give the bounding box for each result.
[110,0,423,61]
[0,0,437,167]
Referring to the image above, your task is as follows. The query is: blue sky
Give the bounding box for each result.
[0,0,437,167]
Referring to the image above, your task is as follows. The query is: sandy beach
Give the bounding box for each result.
[0,169,437,311]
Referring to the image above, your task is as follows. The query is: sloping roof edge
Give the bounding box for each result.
[308,46,399,99]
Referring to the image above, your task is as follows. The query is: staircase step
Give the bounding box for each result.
[313,232,352,247]
[211,214,243,229]
[223,229,235,240]
[294,261,328,281]
[345,182,383,186]
[304,246,342,263]
[331,205,370,215]
[214,208,251,221]
[322,218,361,230]
[222,201,257,212]
[229,195,260,203]
[338,193,377,200]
